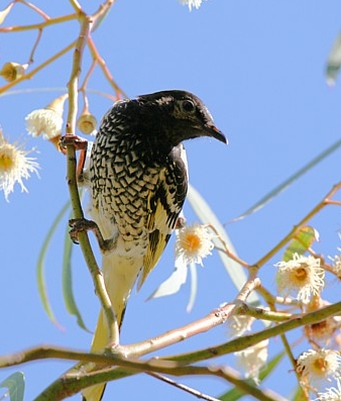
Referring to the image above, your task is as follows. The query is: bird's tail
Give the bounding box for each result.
[82,252,142,401]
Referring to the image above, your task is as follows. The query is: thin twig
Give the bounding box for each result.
[87,35,127,98]
[208,224,250,268]
[64,12,119,346]
[17,0,50,20]
[0,40,76,94]
[27,28,43,65]
[167,300,341,365]
[68,0,82,13]
[279,334,309,401]
[234,301,293,322]
[91,0,118,21]
[3,300,341,399]
[148,372,221,401]
[125,274,260,358]
[254,180,341,269]
[0,13,77,32]
[79,59,97,94]
[34,357,289,401]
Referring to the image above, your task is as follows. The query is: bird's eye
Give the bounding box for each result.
[180,99,196,114]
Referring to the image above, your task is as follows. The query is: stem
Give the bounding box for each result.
[17,0,50,20]
[3,300,341,399]
[279,334,309,401]
[148,373,221,401]
[0,40,76,94]
[254,180,341,268]
[124,274,261,358]
[87,35,127,98]
[168,300,341,365]
[209,224,250,268]
[235,302,293,322]
[66,15,88,135]
[68,0,82,13]
[33,354,289,401]
[0,13,77,32]
[91,0,118,21]
[27,27,43,65]
[64,13,119,346]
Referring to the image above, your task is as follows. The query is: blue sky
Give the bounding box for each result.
[1,1,341,400]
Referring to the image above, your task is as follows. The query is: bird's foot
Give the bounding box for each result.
[59,134,88,153]
[69,218,117,252]
[60,135,88,180]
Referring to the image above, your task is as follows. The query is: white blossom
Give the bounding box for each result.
[275,253,324,304]
[0,132,39,201]
[175,224,214,266]
[227,315,255,338]
[25,94,67,141]
[234,340,269,383]
[297,349,341,384]
[179,0,203,11]
[317,379,341,400]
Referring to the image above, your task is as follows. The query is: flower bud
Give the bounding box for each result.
[0,62,27,82]
[77,112,97,135]
[25,94,68,145]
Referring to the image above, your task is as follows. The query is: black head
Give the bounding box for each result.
[133,90,227,147]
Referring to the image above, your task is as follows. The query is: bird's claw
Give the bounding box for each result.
[59,135,88,155]
[60,135,88,180]
[69,218,117,252]
[69,218,97,244]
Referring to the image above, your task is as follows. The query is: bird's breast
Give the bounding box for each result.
[90,136,164,253]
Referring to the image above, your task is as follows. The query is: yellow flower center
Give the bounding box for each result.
[313,356,327,374]
[295,266,308,282]
[183,233,201,252]
[0,153,14,171]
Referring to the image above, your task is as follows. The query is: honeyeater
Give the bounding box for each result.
[82,90,226,401]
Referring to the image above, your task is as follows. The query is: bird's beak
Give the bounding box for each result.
[206,124,228,144]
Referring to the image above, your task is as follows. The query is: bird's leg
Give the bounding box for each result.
[59,135,88,181]
[69,218,118,252]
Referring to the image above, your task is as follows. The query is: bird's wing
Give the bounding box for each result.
[137,144,188,289]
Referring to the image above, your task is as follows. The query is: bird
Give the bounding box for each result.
[82,89,227,401]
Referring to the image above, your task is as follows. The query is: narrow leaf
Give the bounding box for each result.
[0,3,14,25]
[326,32,341,85]
[187,185,259,304]
[186,263,198,312]
[37,199,70,328]
[0,372,25,401]
[233,139,341,222]
[283,226,319,262]
[148,254,188,299]
[62,223,91,332]
[218,351,285,401]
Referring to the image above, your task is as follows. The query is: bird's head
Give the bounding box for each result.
[135,90,227,148]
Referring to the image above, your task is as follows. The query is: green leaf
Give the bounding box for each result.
[283,226,319,262]
[148,254,189,300]
[37,199,71,328]
[233,139,341,222]
[326,32,341,85]
[62,222,91,332]
[0,3,14,26]
[0,372,25,401]
[187,263,198,312]
[218,351,285,400]
[187,185,259,304]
